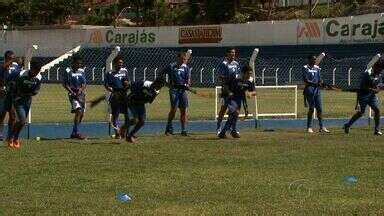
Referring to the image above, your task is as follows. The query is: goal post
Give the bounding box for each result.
[215,85,298,121]
[254,85,298,119]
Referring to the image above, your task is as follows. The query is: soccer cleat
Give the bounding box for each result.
[7,139,14,148]
[216,130,221,136]
[319,127,330,133]
[165,129,174,136]
[374,130,382,136]
[218,132,227,139]
[230,130,241,138]
[181,131,188,136]
[343,124,350,134]
[307,128,314,133]
[70,133,86,140]
[126,136,136,143]
[13,140,21,149]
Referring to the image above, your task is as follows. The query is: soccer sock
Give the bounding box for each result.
[222,113,236,133]
[216,119,222,130]
[72,122,78,135]
[166,120,173,131]
[374,115,380,131]
[231,117,238,132]
[129,121,144,137]
[181,122,186,131]
[13,123,22,140]
[307,112,313,128]
[318,116,323,129]
[7,123,13,140]
[113,118,119,134]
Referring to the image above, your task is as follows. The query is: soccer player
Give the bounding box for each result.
[63,55,86,140]
[302,55,329,133]
[8,59,42,149]
[125,77,165,143]
[104,55,130,139]
[0,50,20,145]
[343,58,384,135]
[218,65,255,139]
[163,52,191,136]
[216,48,241,137]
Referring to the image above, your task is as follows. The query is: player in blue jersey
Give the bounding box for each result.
[218,65,256,139]
[0,50,21,146]
[302,55,329,133]
[125,77,165,143]
[344,58,384,135]
[104,55,130,139]
[8,59,42,149]
[163,52,191,136]
[216,48,241,137]
[63,55,87,140]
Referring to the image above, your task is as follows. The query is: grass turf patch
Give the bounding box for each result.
[0,128,383,214]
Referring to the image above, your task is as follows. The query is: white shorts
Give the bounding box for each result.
[71,99,86,113]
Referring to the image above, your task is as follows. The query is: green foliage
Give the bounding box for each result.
[205,0,236,23]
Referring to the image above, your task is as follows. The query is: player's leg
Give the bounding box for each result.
[127,105,145,142]
[343,95,366,134]
[179,91,189,136]
[12,100,30,149]
[369,96,381,135]
[218,99,239,138]
[6,98,16,146]
[70,98,85,139]
[315,93,329,133]
[165,89,178,135]
[216,101,227,134]
[110,102,121,138]
[305,90,317,133]
[0,97,6,141]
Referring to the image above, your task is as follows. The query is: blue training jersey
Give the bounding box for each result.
[2,62,22,94]
[63,67,86,90]
[0,61,21,83]
[302,64,321,94]
[104,68,130,91]
[14,70,42,99]
[358,69,383,96]
[163,63,190,88]
[218,60,240,82]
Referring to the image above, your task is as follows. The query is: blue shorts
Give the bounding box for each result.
[14,97,32,123]
[169,89,188,109]
[304,89,322,112]
[224,98,242,114]
[128,104,146,121]
[358,94,379,113]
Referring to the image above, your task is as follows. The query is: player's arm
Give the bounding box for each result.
[78,75,86,94]
[104,74,113,92]
[186,67,191,88]
[62,72,75,95]
[161,66,171,88]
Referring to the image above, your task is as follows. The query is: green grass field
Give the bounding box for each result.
[0,128,383,214]
[31,84,384,123]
